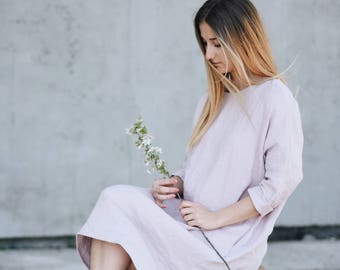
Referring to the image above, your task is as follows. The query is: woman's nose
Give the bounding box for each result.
[205,45,215,61]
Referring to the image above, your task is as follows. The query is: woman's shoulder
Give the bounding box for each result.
[260,78,300,111]
[264,78,297,99]
[258,78,302,124]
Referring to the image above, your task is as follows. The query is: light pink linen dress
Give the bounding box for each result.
[76,78,304,270]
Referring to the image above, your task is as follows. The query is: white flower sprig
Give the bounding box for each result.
[125,115,170,178]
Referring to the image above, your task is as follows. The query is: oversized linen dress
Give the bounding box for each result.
[76,78,304,270]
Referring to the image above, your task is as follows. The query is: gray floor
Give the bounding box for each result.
[0,239,339,270]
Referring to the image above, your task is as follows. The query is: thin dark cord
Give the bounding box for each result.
[175,192,231,270]
[199,228,231,270]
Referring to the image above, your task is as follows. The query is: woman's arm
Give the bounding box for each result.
[179,196,260,230]
[216,87,303,228]
[215,196,260,228]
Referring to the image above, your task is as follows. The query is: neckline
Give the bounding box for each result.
[224,84,253,95]
[224,79,273,95]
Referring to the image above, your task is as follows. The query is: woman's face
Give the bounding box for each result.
[199,21,234,74]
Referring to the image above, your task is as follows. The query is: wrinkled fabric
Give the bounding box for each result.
[76,79,303,269]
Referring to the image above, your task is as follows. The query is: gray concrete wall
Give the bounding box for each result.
[0,0,339,238]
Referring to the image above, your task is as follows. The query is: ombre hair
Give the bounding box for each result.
[186,0,284,151]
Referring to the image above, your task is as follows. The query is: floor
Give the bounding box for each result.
[0,239,339,270]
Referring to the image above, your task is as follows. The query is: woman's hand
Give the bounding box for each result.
[151,177,180,208]
[179,200,220,231]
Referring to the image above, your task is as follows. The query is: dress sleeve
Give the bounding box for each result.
[170,93,208,180]
[247,94,304,217]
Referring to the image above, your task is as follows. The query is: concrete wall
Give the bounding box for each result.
[0,0,339,238]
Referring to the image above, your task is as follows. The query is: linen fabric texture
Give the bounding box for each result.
[76,79,303,269]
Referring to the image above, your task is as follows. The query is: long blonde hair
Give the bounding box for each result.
[187,0,284,151]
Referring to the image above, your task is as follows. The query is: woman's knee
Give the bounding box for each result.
[99,184,144,203]
[99,185,123,203]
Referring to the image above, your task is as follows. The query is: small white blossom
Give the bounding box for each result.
[148,146,162,154]
[156,159,163,167]
[156,147,162,154]
[126,115,170,179]
[141,136,152,146]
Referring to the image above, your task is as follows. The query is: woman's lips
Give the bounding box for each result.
[212,62,221,66]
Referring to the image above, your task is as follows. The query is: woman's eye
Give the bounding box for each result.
[202,41,220,48]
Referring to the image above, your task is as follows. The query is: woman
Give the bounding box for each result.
[76,0,303,269]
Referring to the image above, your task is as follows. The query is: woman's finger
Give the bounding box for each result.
[155,199,166,208]
[152,179,163,189]
[161,178,177,186]
[152,183,178,194]
[152,179,176,191]
[179,200,195,209]
[183,213,195,222]
[180,207,192,217]
[154,193,176,201]
[153,178,175,187]
[159,186,179,194]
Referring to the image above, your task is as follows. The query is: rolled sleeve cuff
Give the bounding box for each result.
[247,186,274,217]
